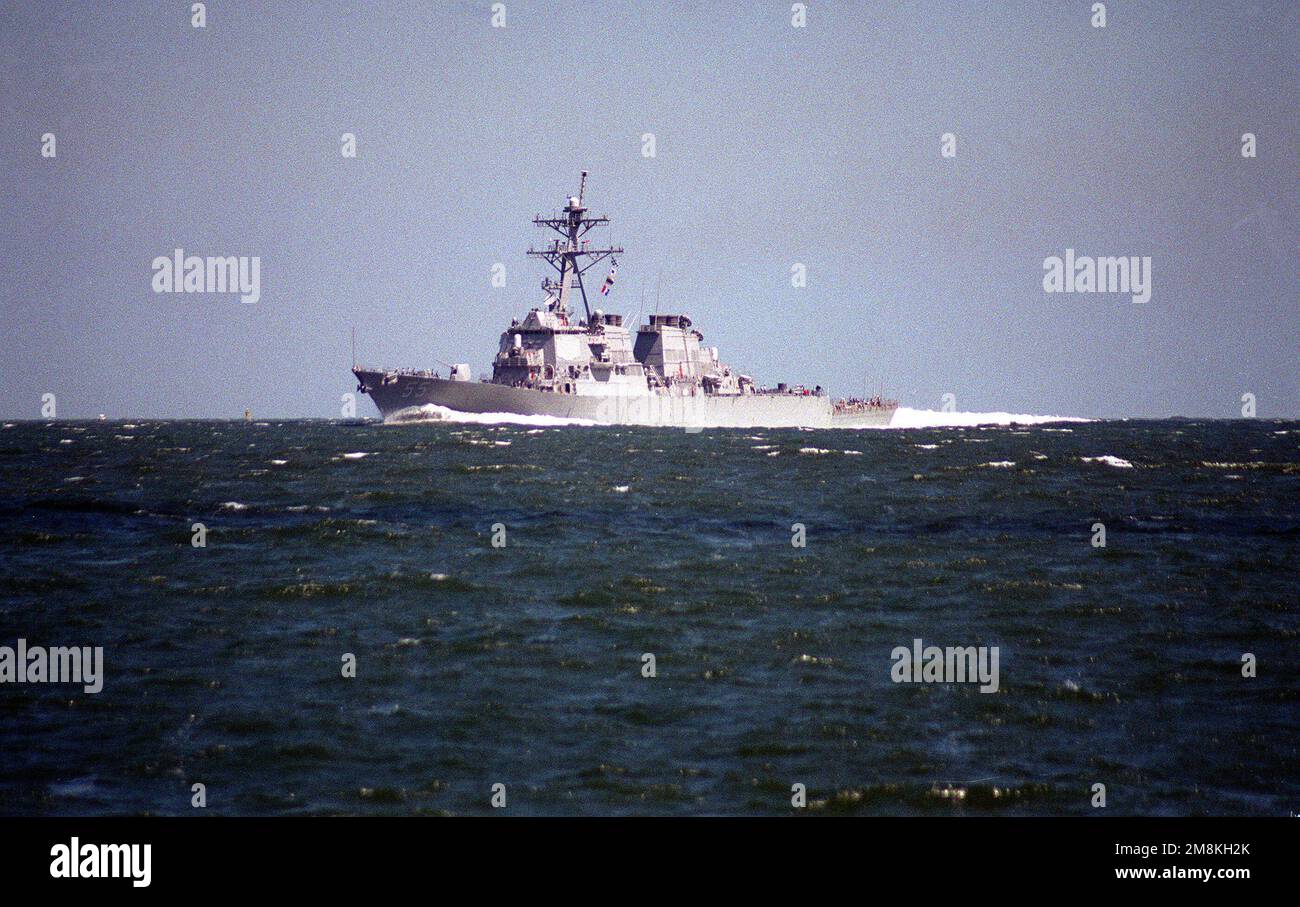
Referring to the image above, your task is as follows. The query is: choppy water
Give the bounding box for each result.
[1,418,1296,816]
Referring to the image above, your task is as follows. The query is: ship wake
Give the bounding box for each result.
[388,403,598,428]
[874,407,1092,429]
[385,403,1087,431]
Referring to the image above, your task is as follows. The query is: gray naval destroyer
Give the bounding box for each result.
[354,172,897,429]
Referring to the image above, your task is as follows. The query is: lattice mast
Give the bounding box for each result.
[526,170,623,323]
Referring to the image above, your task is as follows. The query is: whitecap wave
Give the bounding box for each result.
[1081,455,1133,468]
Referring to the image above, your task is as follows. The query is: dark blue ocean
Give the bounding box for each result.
[1,417,1296,816]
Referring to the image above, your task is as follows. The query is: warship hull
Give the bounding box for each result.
[354,369,895,428]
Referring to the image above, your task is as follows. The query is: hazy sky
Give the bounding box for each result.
[2,1,1296,419]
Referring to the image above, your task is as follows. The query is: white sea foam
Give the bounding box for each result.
[388,403,1087,431]
[219,501,249,510]
[1081,455,1133,468]
[877,408,1091,429]
[341,452,370,459]
[394,403,597,427]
